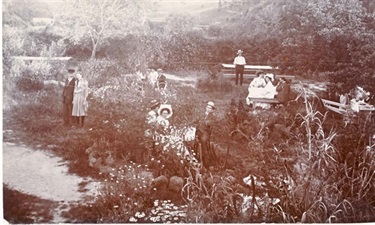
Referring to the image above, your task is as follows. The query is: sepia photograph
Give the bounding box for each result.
[2,0,375,223]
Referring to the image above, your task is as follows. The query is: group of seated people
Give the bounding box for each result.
[246,71,291,109]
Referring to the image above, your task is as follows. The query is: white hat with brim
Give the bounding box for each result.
[158,104,173,119]
[237,50,243,54]
[264,73,274,81]
[207,101,216,109]
[149,99,160,109]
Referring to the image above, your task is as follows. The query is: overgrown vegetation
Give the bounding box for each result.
[3,0,375,223]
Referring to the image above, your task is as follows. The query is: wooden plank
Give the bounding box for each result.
[324,105,347,115]
[321,99,347,115]
[248,97,280,104]
[223,73,296,80]
[222,63,278,70]
[359,104,375,111]
[11,56,72,61]
[223,73,257,78]
[322,99,375,114]
[222,69,263,73]
[321,99,346,108]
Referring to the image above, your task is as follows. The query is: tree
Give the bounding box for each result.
[55,0,151,59]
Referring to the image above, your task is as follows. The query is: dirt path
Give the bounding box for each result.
[3,141,97,223]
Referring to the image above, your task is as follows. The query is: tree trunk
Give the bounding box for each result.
[91,42,98,60]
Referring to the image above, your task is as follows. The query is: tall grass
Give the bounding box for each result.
[274,88,375,222]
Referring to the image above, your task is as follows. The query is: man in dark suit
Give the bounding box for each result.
[195,101,217,168]
[62,64,77,127]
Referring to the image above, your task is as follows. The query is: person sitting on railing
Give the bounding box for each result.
[339,93,349,110]
[349,97,361,113]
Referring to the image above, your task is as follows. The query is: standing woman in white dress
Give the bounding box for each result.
[72,73,89,127]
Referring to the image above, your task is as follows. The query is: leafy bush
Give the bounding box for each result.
[16,77,44,92]
[196,75,234,93]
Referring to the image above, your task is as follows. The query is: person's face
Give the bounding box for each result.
[76,73,82,80]
[206,105,213,113]
[68,69,75,76]
[161,110,169,118]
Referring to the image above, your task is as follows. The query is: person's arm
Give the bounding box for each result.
[233,56,237,65]
[85,81,89,99]
[276,82,283,92]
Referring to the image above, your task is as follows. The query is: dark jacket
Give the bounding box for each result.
[63,77,76,104]
[196,112,216,141]
[276,81,291,103]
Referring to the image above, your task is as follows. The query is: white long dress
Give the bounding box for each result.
[72,79,89,116]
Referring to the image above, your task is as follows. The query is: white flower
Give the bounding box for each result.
[129,217,137,222]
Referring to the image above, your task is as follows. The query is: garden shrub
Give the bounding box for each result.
[16,77,44,92]
[196,75,234,93]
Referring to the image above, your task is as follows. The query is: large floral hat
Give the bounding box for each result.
[158,104,173,118]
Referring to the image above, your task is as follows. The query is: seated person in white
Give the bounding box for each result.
[148,69,159,86]
[350,97,360,113]
[262,74,277,98]
[246,71,266,106]
[156,104,173,133]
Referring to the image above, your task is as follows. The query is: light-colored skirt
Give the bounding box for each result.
[72,93,88,116]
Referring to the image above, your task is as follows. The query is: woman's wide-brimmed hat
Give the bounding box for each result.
[255,70,265,76]
[207,101,216,109]
[158,104,173,118]
[264,73,274,81]
[237,49,243,54]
